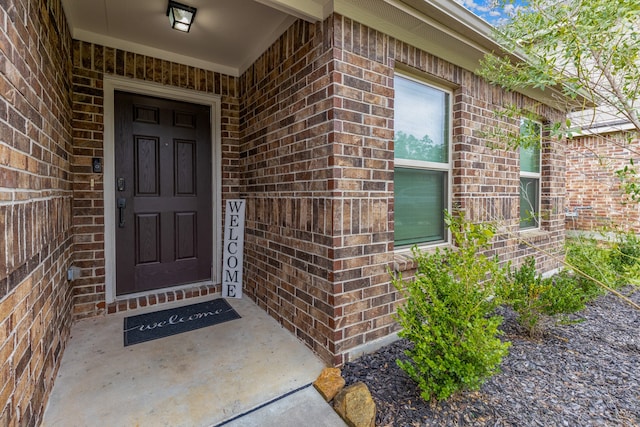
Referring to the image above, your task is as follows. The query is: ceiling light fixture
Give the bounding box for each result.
[166,1,197,33]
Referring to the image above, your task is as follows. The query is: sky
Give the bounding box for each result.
[454,0,526,26]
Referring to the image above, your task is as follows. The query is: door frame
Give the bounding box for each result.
[104,75,222,303]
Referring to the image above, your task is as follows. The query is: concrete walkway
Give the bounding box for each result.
[41,295,346,426]
[216,385,344,427]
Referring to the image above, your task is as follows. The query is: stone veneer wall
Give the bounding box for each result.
[70,42,241,318]
[0,0,74,425]
[566,133,640,233]
[239,14,567,366]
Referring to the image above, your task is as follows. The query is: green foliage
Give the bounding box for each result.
[610,232,640,286]
[565,236,613,299]
[481,0,640,121]
[565,232,640,294]
[502,257,586,336]
[393,212,510,401]
[615,159,640,203]
[610,231,640,271]
[479,106,550,152]
[479,0,640,200]
[542,272,589,317]
[563,234,640,312]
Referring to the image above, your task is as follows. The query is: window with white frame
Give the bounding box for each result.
[394,74,451,247]
[519,119,541,229]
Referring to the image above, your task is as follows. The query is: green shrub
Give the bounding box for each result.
[503,257,586,337]
[541,271,588,317]
[393,212,510,401]
[566,232,640,291]
[503,257,546,335]
[565,236,613,299]
[610,232,640,275]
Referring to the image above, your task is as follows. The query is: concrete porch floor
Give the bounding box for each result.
[41,295,346,427]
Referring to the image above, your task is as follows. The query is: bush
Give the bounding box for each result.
[565,236,613,300]
[393,213,510,401]
[610,232,640,277]
[503,257,586,337]
[541,271,588,317]
[566,232,640,295]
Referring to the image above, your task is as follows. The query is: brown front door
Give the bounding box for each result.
[114,91,212,295]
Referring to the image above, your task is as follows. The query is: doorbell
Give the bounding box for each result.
[92,157,102,173]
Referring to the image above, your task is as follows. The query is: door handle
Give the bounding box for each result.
[117,198,126,228]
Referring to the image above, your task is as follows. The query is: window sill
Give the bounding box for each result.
[393,241,450,273]
[393,251,417,273]
[517,228,551,243]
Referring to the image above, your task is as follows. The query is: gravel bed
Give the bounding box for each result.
[342,287,640,426]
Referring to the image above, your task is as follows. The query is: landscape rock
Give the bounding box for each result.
[313,367,345,401]
[341,287,640,426]
[333,382,376,427]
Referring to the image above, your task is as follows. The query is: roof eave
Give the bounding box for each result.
[336,0,587,111]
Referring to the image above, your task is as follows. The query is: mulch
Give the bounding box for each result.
[341,287,640,427]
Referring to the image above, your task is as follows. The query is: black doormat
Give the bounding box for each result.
[124,298,241,346]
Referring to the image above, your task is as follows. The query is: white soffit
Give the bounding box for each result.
[61,0,299,77]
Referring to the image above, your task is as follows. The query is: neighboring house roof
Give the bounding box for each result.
[569,106,637,136]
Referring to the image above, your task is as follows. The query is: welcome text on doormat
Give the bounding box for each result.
[124,298,241,346]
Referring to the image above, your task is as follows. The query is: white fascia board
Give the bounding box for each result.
[255,0,332,22]
[73,29,240,77]
[402,0,496,43]
[573,122,636,136]
[569,106,636,135]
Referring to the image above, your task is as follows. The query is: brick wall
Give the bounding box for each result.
[240,17,396,365]
[42,9,566,375]
[337,16,565,359]
[70,41,242,318]
[65,14,568,369]
[566,133,640,233]
[239,14,566,366]
[330,17,397,363]
[0,1,571,424]
[0,0,74,425]
[450,89,566,272]
[239,19,336,363]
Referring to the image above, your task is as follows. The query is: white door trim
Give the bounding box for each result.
[103,75,222,303]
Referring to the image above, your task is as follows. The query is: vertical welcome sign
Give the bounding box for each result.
[222,199,245,299]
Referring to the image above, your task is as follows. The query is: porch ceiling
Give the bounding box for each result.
[61,0,331,76]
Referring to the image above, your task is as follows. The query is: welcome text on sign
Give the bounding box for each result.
[222,200,245,298]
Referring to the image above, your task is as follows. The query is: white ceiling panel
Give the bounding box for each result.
[61,0,302,76]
